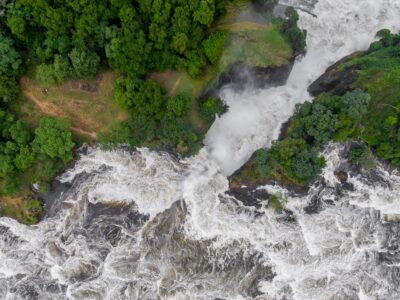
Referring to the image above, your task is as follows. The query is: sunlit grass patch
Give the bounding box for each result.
[14,70,128,141]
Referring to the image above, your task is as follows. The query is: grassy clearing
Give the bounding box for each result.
[14,70,128,141]
[219,24,293,71]
[2,70,129,223]
[215,0,292,71]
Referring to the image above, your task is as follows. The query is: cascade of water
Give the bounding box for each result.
[205,0,400,175]
[1,1,400,299]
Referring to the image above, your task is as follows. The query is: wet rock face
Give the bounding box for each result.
[335,170,348,183]
[226,62,295,90]
[204,61,295,99]
[308,53,362,96]
[227,187,267,209]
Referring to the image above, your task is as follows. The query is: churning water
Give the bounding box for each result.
[2,1,400,299]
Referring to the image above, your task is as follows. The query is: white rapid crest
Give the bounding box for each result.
[205,0,400,175]
[2,1,400,299]
[59,148,185,218]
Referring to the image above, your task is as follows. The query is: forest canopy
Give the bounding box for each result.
[0,0,306,223]
[0,0,235,203]
[4,0,230,79]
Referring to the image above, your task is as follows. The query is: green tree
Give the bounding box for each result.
[285,27,306,53]
[172,32,189,54]
[376,29,393,47]
[9,120,31,146]
[99,115,156,151]
[68,47,100,79]
[166,95,191,118]
[203,31,228,65]
[284,7,299,27]
[32,117,75,163]
[36,55,72,85]
[194,0,215,27]
[281,7,306,53]
[291,148,325,183]
[115,77,167,120]
[199,96,225,123]
[0,32,22,76]
[256,149,274,177]
[348,145,376,170]
[186,50,206,77]
[0,75,19,104]
[14,146,35,171]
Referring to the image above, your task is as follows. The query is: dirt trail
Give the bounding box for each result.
[170,75,183,96]
[21,78,97,139]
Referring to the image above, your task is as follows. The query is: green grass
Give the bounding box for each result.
[219,24,293,71]
[13,70,128,141]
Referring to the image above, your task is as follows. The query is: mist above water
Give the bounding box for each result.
[1,1,400,299]
[205,0,400,175]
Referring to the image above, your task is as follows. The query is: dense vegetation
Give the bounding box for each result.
[0,111,74,222]
[0,113,74,190]
[281,6,307,53]
[0,0,234,158]
[255,90,370,185]
[0,0,305,222]
[5,0,230,78]
[234,29,400,187]
[0,0,235,218]
[341,30,400,167]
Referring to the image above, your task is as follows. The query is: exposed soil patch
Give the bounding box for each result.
[18,71,128,141]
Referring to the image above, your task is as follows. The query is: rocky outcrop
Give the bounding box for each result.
[308,52,364,96]
[203,60,295,99]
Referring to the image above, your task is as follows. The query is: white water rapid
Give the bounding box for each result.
[206,0,400,175]
[2,1,400,299]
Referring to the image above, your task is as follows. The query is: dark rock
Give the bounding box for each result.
[335,170,348,183]
[227,186,266,209]
[278,120,291,141]
[203,60,295,99]
[277,209,296,222]
[303,195,322,214]
[342,182,355,191]
[308,53,364,96]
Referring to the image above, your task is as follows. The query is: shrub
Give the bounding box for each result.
[36,55,72,85]
[348,145,376,170]
[199,97,225,123]
[203,31,228,65]
[32,117,75,164]
[69,47,100,79]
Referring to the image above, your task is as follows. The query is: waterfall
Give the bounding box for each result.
[1,1,400,299]
[205,0,400,175]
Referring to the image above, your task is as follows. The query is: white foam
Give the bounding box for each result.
[205,0,400,175]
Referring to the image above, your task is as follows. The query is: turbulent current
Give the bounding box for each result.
[2,1,400,299]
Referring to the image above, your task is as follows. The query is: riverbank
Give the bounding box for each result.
[229,30,400,210]
[0,0,302,224]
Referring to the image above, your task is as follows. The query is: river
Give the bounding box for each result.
[1,1,400,299]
